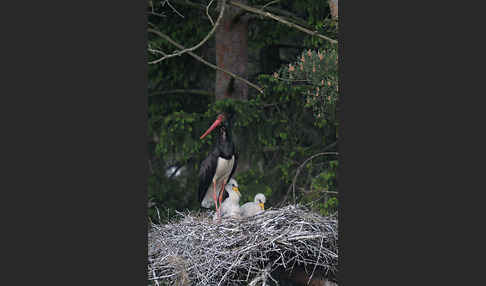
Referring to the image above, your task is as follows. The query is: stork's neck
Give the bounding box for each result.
[216,125,234,159]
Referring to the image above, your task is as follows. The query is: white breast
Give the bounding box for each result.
[201,155,235,208]
[214,156,235,182]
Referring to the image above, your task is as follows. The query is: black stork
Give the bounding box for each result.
[197,112,238,221]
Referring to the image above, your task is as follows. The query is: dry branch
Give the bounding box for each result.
[148,205,338,286]
[291,152,339,204]
[278,144,339,207]
[165,0,185,18]
[170,0,207,10]
[148,28,264,94]
[149,89,214,97]
[206,0,216,26]
[149,0,227,64]
[227,0,338,44]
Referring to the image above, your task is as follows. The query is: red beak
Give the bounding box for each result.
[200,114,224,139]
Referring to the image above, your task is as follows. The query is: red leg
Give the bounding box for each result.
[212,181,219,215]
[218,179,227,222]
[218,179,226,207]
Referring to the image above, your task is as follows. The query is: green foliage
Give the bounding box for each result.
[302,159,339,216]
[148,60,339,219]
[273,48,339,128]
[147,0,339,220]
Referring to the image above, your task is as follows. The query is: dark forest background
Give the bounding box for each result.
[147,0,339,222]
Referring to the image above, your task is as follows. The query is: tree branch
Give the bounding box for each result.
[227,0,337,44]
[148,28,264,94]
[169,0,206,10]
[149,0,227,64]
[261,0,280,10]
[278,141,339,206]
[206,0,216,26]
[165,0,185,18]
[149,89,214,97]
[299,187,338,194]
[260,5,312,29]
[290,152,339,204]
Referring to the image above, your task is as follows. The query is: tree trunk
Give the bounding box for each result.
[215,0,248,100]
[329,0,338,20]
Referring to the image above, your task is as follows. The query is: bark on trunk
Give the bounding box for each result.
[215,0,248,100]
[329,0,338,20]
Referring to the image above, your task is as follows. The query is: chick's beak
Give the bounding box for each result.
[259,203,265,210]
[232,186,239,193]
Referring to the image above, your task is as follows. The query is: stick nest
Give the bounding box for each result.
[148,205,338,286]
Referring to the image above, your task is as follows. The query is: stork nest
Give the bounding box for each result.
[148,205,338,286]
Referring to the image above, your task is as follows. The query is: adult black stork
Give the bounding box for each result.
[198,112,238,221]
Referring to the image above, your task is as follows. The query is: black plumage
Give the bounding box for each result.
[197,112,238,209]
[198,150,219,203]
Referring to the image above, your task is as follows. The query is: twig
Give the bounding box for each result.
[261,0,280,10]
[278,141,339,207]
[206,0,216,26]
[149,0,226,64]
[291,152,339,204]
[166,0,185,18]
[148,205,338,285]
[148,47,167,56]
[299,187,338,195]
[308,237,324,284]
[148,11,166,17]
[170,0,207,10]
[149,89,214,97]
[227,0,337,44]
[261,6,311,29]
[148,28,264,94]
